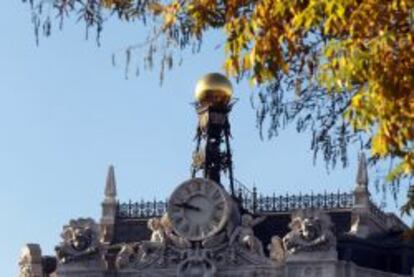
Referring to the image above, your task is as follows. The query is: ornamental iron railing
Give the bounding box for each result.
[117,200,168,218]
[116,188,355,218]
[245,190,354,214]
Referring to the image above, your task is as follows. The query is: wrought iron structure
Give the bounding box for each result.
[191,102,235,195]
[244,190,354,214]
[191,73,236,196]
[117,190,355,219]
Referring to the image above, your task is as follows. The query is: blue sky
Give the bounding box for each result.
[1,2,411,276]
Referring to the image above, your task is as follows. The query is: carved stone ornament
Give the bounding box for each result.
[268,236,286,266]
[229,214,266,256]
[19,254,32,277]
[55,218,100,263]
[282,209,336,255]
[116,243,139,270]
[115,214,272,272]
[177,247,216,277]
[19,244,43,277]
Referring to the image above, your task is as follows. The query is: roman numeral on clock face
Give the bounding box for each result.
[211,189,221,200]
[190,181,202,192]
[180,222,190,233]
[215,201,224,211]
[189,224,201,237]
[204,223,213,234]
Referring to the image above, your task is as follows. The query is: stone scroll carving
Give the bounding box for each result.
[115,214,272,273]
[116,214,191,270]
[55,218,100,263]
[177,247,216,277]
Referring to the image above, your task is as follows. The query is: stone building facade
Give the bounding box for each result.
[19,74,414,277]
[19,164,414,277]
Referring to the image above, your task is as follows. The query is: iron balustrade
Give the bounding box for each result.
[117,200,168,218]
[251,191,354,213]
[116,190,355,218]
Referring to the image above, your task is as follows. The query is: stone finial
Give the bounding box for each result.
[105,165,117,199]
[101,166,118,245]
[354,152,371,208]
[356,152,368,189]
[350,153,374,238]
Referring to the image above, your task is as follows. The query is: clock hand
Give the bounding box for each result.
[173,202,201,211]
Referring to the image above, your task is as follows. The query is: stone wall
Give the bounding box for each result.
[53,259,412,277]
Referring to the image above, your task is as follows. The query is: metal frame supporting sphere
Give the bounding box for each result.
[192,73,236,197]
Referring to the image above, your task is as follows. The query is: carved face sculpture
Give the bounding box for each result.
[300,217,320,241]
[70,227,93,251]
[57,218,98,263]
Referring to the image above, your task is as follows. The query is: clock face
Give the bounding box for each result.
[167,178,230,241]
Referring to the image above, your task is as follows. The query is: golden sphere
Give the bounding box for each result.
[195,73,233,106]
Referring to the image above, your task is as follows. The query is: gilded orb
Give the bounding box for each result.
[195,73,233,106]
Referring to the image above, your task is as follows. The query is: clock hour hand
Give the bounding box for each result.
[173,202,201,211]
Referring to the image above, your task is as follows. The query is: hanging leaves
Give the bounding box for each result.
[23,0,414,214]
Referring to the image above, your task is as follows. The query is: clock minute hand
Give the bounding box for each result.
[174,202,201,211]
